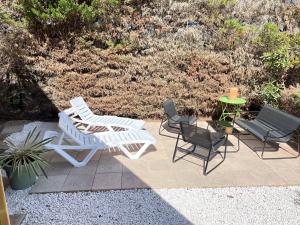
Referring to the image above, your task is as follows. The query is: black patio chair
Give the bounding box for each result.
[235,105,300,159]
[173,122,228,175]
[159,99,197,135]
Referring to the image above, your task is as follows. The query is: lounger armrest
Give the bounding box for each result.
[64,107,77,116]
[265,129,295,139]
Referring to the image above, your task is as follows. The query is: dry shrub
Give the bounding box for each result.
[0,0,299,119]
[279,87,300,117]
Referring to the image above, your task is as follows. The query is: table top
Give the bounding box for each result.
[218,96,246,105]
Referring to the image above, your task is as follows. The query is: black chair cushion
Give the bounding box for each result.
[180,123,226,149]
[236,118,292,142]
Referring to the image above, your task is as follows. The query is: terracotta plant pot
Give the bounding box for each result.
[225,126,233,135]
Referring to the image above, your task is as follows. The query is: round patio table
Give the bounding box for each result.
[218,96,246,121]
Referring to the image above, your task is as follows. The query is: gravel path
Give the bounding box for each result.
[6,186,300,225]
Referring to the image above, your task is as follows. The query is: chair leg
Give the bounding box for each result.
[297,135,300,157]
[192,145,196,153]
[204,135,228,175]
[237,132,240,152]
[203,147,212,175]
[172,133,181,162]
[224,134,228,159]
[203,159,207,175]
[261,140,267,159]
[159,118,165,135]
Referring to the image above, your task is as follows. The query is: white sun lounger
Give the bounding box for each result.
[66,97,145,132]
[43,112,156,167]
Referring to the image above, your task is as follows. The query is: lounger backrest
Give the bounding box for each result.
[58,112,100,146]
[257,105,300,132]
[162,99,178,119]
[70,97,95,121]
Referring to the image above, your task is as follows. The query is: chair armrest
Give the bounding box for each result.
[164,113,177,123]
[212,133,228,151]
[239,110,260,116]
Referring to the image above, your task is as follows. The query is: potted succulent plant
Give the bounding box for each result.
[0,127,52,190]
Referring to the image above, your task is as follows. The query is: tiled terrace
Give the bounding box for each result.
[1,120,300,193]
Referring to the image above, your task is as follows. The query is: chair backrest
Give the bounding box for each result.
[179,122,211,145]
[162,99,178,119]
[257,105,300,132]
[58,112,99,146]
[179,122,193,142]
[70,97,95,121]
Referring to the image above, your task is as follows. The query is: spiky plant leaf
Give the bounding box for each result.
[0,126,52,179]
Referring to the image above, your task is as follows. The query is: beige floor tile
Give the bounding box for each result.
[174,169,206,188]
[69,161,98,175]
[76,150,101,162]
[121,159,150,173]
[275,168,300,185]
[45,162,72,176]
[147,159,174,172]
[246,169,288,186]
[134,170,179,189]
[61,174,95,192]
[121,172,150,189]
[97,156,123,173]
[43,151,55,162]
[30,175,67,193]
[1,120,29,135]
[2,120,300,192]
[51,151,78,163]
[92,173,122,190]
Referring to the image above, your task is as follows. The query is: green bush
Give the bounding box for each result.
[219,19,247,48]
[255,22,290,52]
[0,4,24,27]
[258,81,282,107]
[0,5,12,24]
[261,46,292,73]
[291,33,300,67]
[91,0,120,24]
[207,0,236,8]
[20,0,100,29]
[293,92,300,109]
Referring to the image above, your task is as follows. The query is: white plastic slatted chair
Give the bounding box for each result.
[67,97,145,132]
[43,112,156,167]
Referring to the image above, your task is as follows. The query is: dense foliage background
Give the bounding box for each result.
[0,0,299,120]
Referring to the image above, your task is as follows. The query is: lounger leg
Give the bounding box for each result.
[172,133,181,162]
[84,124,91,133]
[119,143,150,160]
[53,147,98,167]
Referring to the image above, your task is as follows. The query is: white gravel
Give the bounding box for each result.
[6,186,300,225]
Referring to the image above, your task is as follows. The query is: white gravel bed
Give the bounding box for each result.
[5,186,300,225]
